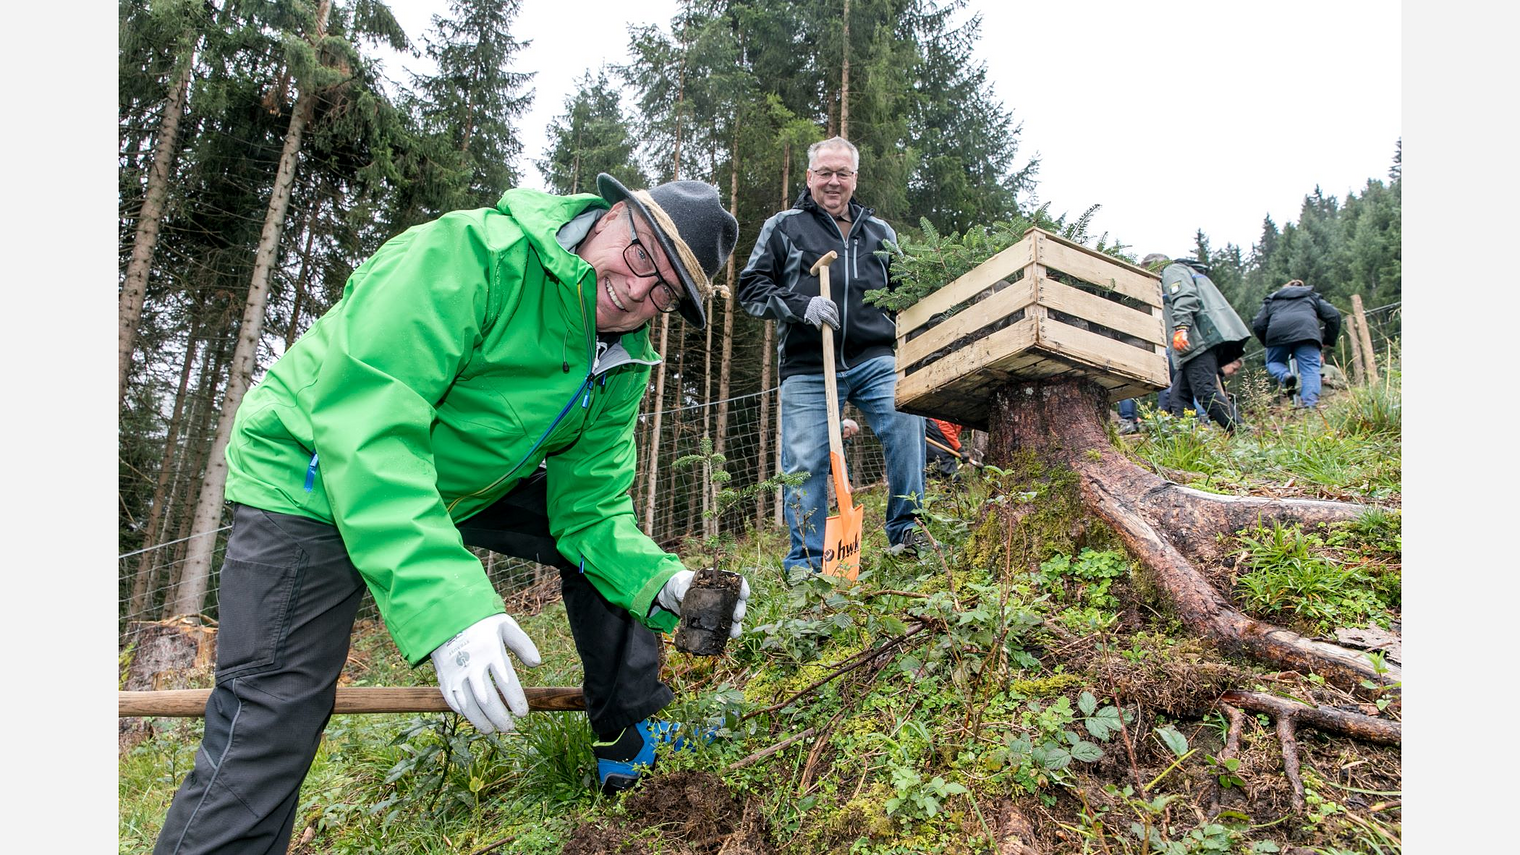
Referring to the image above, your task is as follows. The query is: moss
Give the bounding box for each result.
[1006,673,1083,697]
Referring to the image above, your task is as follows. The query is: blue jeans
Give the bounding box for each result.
[1266,341,1323,406]
[780,355,924,572]
[1118,398,1138,420]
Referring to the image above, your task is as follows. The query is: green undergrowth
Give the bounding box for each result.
[1126,368,1402,501]
[119,376,1401,854]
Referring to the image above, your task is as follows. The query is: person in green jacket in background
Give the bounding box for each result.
[1143,253,1252,433]
[154,175,744,855]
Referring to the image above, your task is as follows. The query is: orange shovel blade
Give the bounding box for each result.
[821,451,863,582]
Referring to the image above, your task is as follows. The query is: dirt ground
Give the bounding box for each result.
[563,771,775,855]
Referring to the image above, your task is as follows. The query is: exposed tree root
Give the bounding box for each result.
[1206,702,1247,816]
[1276,713,1307,812]
[985,379,1400,694]
[1221,690,1401,745]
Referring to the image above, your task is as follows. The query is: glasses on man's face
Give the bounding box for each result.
[811,168,856,181]
[622,209,682,314]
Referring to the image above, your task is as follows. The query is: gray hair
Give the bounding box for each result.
[808,136,859,171]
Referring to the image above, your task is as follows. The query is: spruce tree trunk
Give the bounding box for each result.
[702,294,714,538]
[284,202,321,350]
[173,0,331,618]
[839,0,851,140]
[642,313,671,536]
[164,328,229,616]
[128,326,201,619]
[120,51,195,405]
[714,144,738,538]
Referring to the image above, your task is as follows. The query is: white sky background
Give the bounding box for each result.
[379,0,1400,257]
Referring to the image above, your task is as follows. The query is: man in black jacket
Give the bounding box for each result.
[1250,280,1342,408]
[738,137,925,571]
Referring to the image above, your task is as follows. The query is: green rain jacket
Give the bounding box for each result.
[1160,262,1252,366]
[223,187,685,665]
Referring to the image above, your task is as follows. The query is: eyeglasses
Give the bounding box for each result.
[622,209,683,314]
[810,168,856,181]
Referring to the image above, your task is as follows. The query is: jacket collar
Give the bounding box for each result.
[497,187,657,363]
[795,190,867,224]
[497,187,609,287]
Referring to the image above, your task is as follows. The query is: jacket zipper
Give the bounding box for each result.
[444,273,601,515]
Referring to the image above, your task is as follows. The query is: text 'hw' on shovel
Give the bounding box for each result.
[810,250,864,582]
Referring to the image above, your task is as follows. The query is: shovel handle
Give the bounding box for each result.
[810,252,846,471]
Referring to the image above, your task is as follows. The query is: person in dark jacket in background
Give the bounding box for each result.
[1251,279,1342,408]
[739,136,925,568]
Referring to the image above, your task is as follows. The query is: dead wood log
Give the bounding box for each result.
[984,379,1399,693]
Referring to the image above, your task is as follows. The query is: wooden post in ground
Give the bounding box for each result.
[1345,312,1367,384]
[1350,295,1378,384]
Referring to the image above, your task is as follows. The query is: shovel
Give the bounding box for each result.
[810,251,864,582]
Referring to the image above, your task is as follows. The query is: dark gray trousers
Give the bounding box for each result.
[154,475,672,855]
[1166,346,1236,431]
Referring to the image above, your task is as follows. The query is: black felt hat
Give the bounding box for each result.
[596,173,738,329]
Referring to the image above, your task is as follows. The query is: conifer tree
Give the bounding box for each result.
[538,68,647,195]
[409,0,534,206]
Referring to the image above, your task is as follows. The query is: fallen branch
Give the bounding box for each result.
[1220,690,1400,745]
[740,622,927,722]
[728,727,817,771]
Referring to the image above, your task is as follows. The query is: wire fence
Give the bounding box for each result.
[118,300,1400,640]
[118,387,891,635]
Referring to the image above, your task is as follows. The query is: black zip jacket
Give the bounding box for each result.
[1250,284,1342,348]
[738,192,899,379]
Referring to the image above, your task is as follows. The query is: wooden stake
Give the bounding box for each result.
[120,685,585,717]
[1345,311,1367,385]
[1350,295,1379,384]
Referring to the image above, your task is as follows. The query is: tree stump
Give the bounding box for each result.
[119,617,218,752]
[983,377,1399,693]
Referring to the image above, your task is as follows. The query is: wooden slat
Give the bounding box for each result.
[897,236,1034,334]
[899,277,1036,366]
[1037,318,1170,387]
[898,317,1037,407]
[1030,230,1162,307]
[120,686,587,718]
[1037,276,1167,346]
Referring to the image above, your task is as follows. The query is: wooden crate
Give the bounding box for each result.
[894,227,1169,430]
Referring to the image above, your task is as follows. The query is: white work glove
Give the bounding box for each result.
[803,295,840,330]
[656,569,752,639]
[429,613,542,733]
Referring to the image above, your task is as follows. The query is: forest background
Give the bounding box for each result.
[4,0,1511,850]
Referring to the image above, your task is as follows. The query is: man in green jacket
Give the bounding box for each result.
[154,175,745,855]
[1144,253,1252,432]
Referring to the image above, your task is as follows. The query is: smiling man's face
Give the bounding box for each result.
[577,202,683,334]
[806,145,858,219]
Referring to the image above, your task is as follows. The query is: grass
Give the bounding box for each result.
[1127,368,1402,501]
[120,365,1401,854]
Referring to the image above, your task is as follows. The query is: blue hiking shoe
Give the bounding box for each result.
[592,719,711,794]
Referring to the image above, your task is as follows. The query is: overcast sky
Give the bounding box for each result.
[379,0,1399,257]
